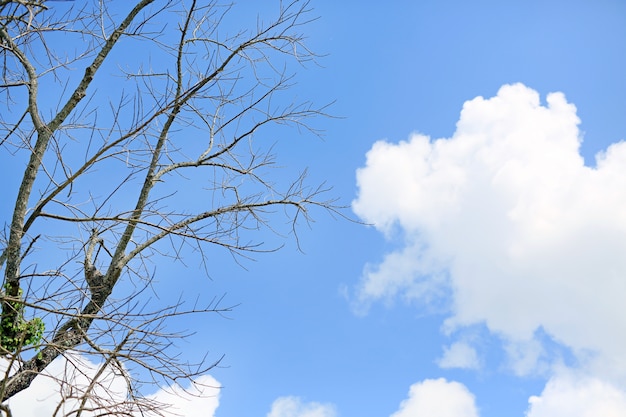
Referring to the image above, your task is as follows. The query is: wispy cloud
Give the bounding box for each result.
[438,341,481,370]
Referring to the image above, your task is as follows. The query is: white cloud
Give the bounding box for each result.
[5,352,220,417]
[390,378,479,417]
[503,338,548,377]
[267,396,337,417]
[526,371,626,417]
[144,374,220,417]
[438,341,480,370]
[351,242,450,314]
[352,83,626,379]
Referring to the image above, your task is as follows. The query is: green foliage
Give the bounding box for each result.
[0,283,45,354]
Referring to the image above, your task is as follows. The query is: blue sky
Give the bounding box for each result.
[4,1,626,416]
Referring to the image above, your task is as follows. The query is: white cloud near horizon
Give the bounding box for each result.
[267,396,337,417]
[390,378,479,417]
[4,353,339,417]
[527,371,626,417]
[5,352,221,417]
[262,375,626,417]
[144,374,220,417]
[352,83,626,399]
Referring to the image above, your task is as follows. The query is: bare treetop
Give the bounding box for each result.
[0,1,338,415]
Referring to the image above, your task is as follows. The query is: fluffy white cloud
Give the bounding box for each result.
[527,371,626,417]
[438,341,480,370]
[390,378,479,417]
[267,396,337,417]
[352,83,626,379]
[5,353,220,417]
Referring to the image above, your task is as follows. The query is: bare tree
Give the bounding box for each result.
[0,0,335,415]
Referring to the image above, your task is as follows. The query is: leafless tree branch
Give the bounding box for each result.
[0,0,340,413]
